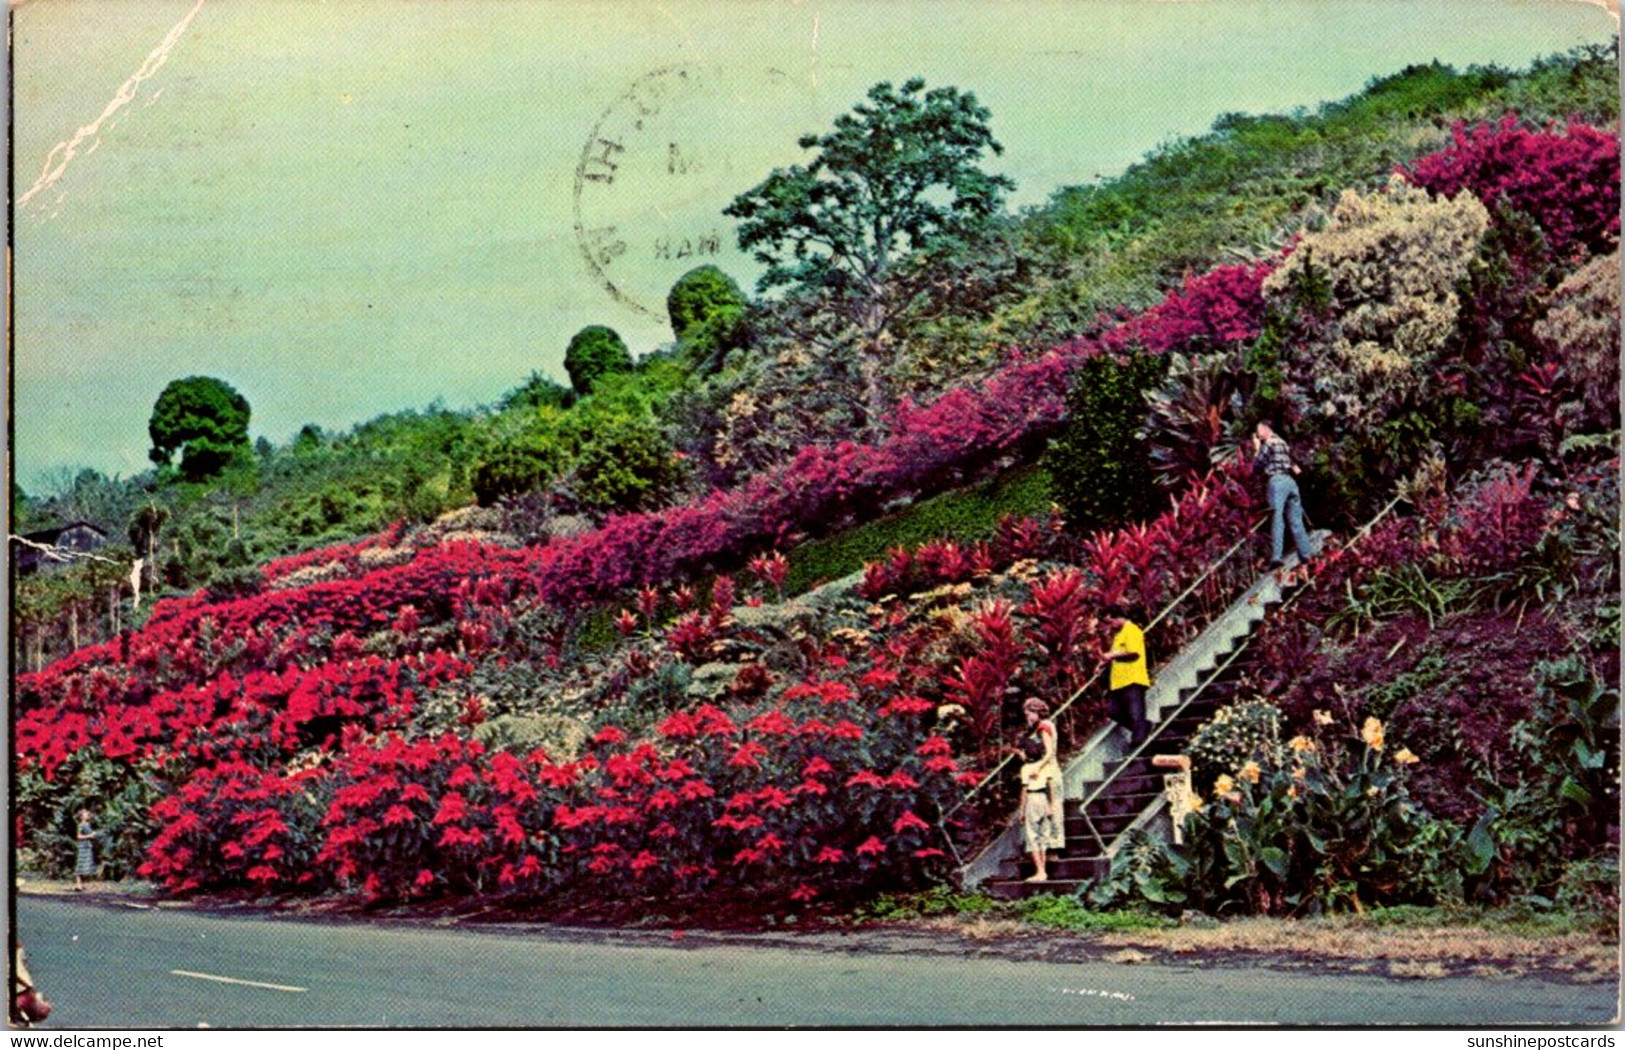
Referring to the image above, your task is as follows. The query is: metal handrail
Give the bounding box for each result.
[941,515,1268,822]
[1073,622,1256,854]
[1070,495,1406,856]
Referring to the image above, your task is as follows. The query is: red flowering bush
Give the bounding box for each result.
[16,247,1287,906]
[1402,116,1620,258]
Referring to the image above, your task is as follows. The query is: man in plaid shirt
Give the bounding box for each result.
[1252,421,1314,584]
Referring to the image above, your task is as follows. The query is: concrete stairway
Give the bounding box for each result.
[963,552,1312,899]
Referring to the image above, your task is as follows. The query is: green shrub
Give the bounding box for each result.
[1044,351,1166,534]
[500,372,576,412]
[564,325,633,395]
[473,437,563,506]
[570,416,686,513]
[667,265,752,374]
[1014,894,1173,931]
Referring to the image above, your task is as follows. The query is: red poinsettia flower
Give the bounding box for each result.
[593,725,627,746]
[856,836,885,857]
[658,711,699,739]
[789,884,818,902]
[678,779,715,801]
[814,846,846,864]
[728,741,768,768]
[432,792,469,825]
[884,770,920,790]
[893,811,930,834]
[802,757,834,778]
[860,667,900,689]
[745,710,797,736]
[880,695,935,716]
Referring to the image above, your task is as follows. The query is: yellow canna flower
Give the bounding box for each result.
[1288,735,1316,753]
[1393,747,1420,766]
[1239,761,1262,784]
[1188,792,1205,811]
[1291,764,1307,781]
[1361,717,1385,751]
[1286,785,1299,799]
[1213,774,1235,796]
[1313,709,1334,726]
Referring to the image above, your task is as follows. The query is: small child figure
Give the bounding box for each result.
[74,809,96,891]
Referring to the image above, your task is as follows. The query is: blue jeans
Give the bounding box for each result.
[1268,473,1313,564]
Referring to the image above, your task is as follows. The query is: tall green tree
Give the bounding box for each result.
[148,376,253,480]
[724,78,1013,429]
[564,326,633,396]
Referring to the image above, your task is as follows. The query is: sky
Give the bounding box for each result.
[10,0,1616,489]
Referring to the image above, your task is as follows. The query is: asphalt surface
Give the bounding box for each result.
[14,896,1618,1028]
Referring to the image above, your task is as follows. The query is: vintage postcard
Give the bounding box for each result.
[8,0,1621,1033]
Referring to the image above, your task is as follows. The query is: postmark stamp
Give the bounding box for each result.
[572,64,797,320]
[573,65,723,319]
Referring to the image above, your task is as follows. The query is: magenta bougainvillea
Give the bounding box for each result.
[1402,116,1620,257]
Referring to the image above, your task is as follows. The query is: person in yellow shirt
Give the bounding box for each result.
[1099,605,1151,745]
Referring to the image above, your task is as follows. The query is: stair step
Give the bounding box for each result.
[984,877,1092,901]
[1069,791,1160,820]
[1007,853,1110,880]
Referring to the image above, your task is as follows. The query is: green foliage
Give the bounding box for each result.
[568,415,686,513]
[15,751,167,882]
[473,433,564,507]
[204,563,265,603]
[784,465,1053,593]
[564,325,633,395]
[1012,894,1173,931]
[857,886,1169,931]
[726,78,1013,300]
[1100,718,1465,916]
[858,885,999,920]
[725,78,1014,428]
[1486,657,1621,882]
[500,371,576,412]
[148,376,253,480]
[667,265,752,374]
[1044,351,1168,534]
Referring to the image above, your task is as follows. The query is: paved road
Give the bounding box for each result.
[15,896,1617,1027]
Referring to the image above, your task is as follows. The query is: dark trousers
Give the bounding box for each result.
[1109,684,1149,746]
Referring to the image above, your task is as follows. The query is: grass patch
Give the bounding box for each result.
[856,886,1172,933]
[785,465,1053,594]
[1013,894,1175,932]
[573,464,1052,653]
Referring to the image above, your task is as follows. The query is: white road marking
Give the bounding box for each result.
[170,970,308,993]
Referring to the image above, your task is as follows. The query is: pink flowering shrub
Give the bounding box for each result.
[1402,116,1620,257]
